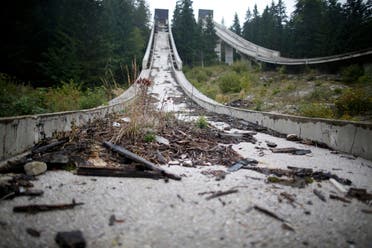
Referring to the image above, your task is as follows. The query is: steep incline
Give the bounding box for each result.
[0,23,371,248]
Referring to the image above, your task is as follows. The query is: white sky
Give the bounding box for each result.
[147,0,297,27]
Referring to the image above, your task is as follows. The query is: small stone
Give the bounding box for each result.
[223,125,231,131]
[265,141,277,148]
[26,228,41,237]
[112,122,121,127]
[121,117,131,123]
[182,160,193,167]
[155,135,170,146]
[55,231,86,248]
[168,161,180,165]
[24,162,47,176]
[0,175,14,186]
[286,134,299,141]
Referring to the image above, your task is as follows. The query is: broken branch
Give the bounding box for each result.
[13,199,83,214]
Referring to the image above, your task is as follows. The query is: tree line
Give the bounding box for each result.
[0,0,150,87]
[231,0,372,58]
[172,0,218,66]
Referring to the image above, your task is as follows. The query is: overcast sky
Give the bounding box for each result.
[147,0,297,27]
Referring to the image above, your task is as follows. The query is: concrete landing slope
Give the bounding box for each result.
[168,26,372,160]
[214,22,372,65]
[0,25,156,161]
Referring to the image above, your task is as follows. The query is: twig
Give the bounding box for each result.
[103,141,181,180]
[13,199,84,214]
[313,189,327,202]
[76,166,164,179]
[253,205,285,222]
[0,192,15,201]
[329,194,351,203]
[206,189,239,200]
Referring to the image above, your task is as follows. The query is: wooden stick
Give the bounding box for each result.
[103,141,181,180]
[77,166,164,179]
[13,199,83,214]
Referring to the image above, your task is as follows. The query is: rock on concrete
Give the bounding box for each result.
[286,134,299,141]
[55,230,86,248]
[24,161,47,176]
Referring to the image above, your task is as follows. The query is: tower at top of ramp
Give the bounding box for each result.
[198,9,213,27]
[154,9,169,26]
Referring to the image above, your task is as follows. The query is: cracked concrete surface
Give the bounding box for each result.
[0,30,371,248]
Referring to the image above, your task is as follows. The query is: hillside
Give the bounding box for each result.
[184,62,372,122]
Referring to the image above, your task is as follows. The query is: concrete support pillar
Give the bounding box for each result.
[215,39,222,62]
[238,52,252,69]
[225,44,233,65]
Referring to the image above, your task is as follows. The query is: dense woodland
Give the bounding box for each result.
[238,0,372,58]
[0,0,150,87]
[172,0,371,65]
[172,0,218,66]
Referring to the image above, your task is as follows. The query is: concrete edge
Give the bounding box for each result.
[142,24,155,69]
[167,35,372,160]
[168,22,183,70]
[0,39,155,161]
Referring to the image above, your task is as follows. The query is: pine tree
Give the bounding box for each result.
[291,0,325,57]
[203,15,218,65]
[230,13,242,35]
[171,0,198,65]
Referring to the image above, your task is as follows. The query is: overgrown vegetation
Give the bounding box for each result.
[0,73,121,117]
[1,0,148,116]
[185,62,372,122]
[113,78,171,144]
[196,116,208,129]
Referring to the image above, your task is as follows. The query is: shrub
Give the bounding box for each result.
[277,65,286,74]
[308,88,329,101]
[80,87,108,109]
[335,89,371,116]
[341,64,364,83]
[45,80,82,112]
[196,116,208,128]
[215,94,231,103]
[144,132,156,142]
[218,72,241,93]
[272,88,281,96]
[299,103,335,119]
[194,68,209,83]
[231,61,249,74]
[0,74,47,117]
[253,99,263,111]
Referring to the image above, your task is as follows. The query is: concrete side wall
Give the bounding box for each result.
[168,23,183,70]
[0,100,127,161]
[172,69,372,160]
[142,25,155,69]
[0,68,151,162]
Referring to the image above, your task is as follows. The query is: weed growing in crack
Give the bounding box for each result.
[112,78,173,145]
[196,116,208,129]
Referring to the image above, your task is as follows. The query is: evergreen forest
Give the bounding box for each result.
[172,0,372,65]
[1,0,150,87]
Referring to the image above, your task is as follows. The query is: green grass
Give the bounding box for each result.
[196,116,208,129]
[0,73,116,117]
[184,62,372,122]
